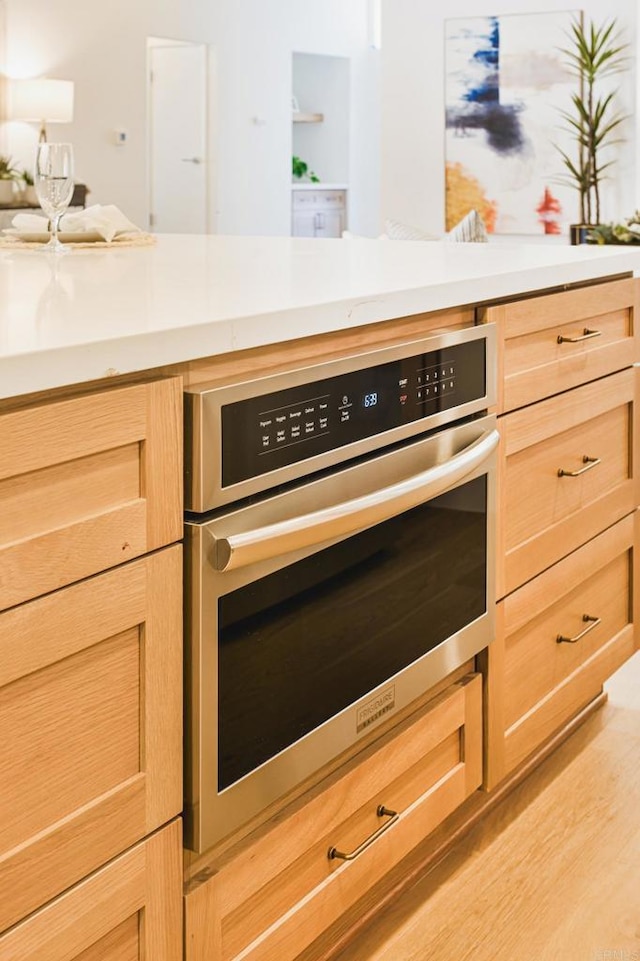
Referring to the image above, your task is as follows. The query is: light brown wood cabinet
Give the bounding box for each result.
[493,276,636,414]
[184,674,482,961]
[0,547,182,930]
[0,377,183,955]
[0,820,182,961]
[493,514,638,782]
[0,377,182,612]
[498,367,638,597]
[2,276,639,961]
[483,277,640,788]
[182,279,640,960]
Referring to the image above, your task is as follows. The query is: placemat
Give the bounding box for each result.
[0,231,156,250]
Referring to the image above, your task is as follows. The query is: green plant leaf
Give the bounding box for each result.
[554,15,628,218]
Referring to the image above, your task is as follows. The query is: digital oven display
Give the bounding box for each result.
[221,338,486,488]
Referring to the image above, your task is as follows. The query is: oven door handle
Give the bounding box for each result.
[213,427,499,572]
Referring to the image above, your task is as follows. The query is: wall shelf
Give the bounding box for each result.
[293,112,324,123]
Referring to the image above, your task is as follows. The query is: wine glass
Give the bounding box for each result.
[34,143,75,253]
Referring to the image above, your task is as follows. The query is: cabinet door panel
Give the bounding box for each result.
[499,369,636,595]
[0,547,182,931]
[291,190,346,238]
[0,821,182,961]
[0,377,182,611]
[487,515,637,785]
[291,210,317,237]
[314,209,344,237]
[185,675,482,961]
[484,277,638,413]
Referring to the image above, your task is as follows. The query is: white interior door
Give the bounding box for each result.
[149,41,208,234]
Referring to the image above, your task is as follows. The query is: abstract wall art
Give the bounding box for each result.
[445,11,580,236]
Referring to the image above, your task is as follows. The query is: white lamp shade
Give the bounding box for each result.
[10,79,74,124]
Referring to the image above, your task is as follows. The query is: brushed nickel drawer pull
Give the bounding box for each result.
[557,455,601,477]
[328,805,398,861]
[557,614,601,644]
[557,328,602,344]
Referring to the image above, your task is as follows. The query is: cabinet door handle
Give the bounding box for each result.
[328,806,398,861]
[557,455,601,477]
[557,328,602,344]
[557,614,601,644]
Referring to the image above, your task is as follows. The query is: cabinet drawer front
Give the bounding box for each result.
[501,516,636,775]
[184,675,482,961]
[0,820,182,961]
[292,190,346,208]
[0,547,182,931]
[0,377,182,611]
[500,369,636,595]
[484,277,637,413]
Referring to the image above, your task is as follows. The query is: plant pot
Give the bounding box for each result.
[570,224,597,245]
[24,185,38,206]
[0,180,15,204]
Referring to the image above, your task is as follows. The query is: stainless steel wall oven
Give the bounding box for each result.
[184,324,497,852]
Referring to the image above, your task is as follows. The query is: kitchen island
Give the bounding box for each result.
[0,235,638,961]
[1,234,639,399]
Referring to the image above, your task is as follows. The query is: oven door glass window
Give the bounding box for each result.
[218,474,487,791]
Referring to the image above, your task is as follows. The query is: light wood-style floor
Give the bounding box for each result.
[333,652,640,961]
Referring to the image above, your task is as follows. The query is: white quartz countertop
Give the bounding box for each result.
[1,233,639,401]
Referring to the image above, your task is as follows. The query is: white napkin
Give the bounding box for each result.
[12,204,141,243]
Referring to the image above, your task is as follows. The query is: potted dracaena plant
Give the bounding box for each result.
[0,155,19,205]
[19,169,38,206]
[556,16,629,243]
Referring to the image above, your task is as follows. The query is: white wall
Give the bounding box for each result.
[381,0,637,237]
[4,0,151,225]
[1,0,380,237]
[202,0,379,236]
[6,1,634,240]
[0,1,6,155]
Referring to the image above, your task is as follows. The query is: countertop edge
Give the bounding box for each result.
[1,238,638,401]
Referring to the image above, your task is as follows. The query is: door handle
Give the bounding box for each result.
[557,455,601,477]
[212,427,499,572]
[557,614,601,644]
[328,806,398,861]
[181,157,204,164]
[557,328,602,344]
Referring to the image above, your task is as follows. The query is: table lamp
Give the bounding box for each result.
[10,78,75,142]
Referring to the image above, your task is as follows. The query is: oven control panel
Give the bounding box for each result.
[220,337,486,489]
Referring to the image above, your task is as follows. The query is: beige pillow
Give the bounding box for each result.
[341,229,389,240]
[383,218,439,241]
[446,209,488,243]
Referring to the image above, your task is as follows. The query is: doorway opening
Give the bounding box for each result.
[147,38,208,234]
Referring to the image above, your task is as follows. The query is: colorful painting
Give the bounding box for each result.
[445,12,580,235]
